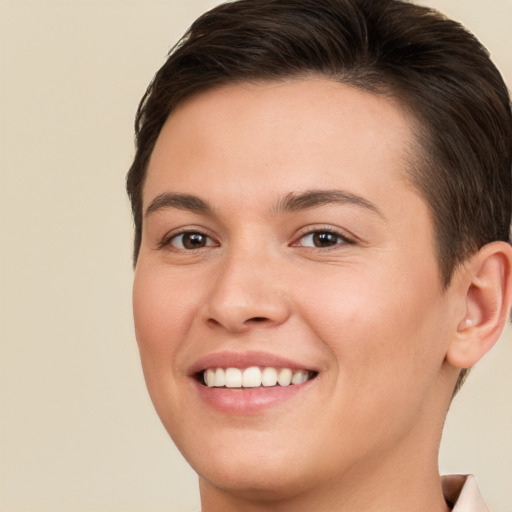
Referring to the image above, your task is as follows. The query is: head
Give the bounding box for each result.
[127,0,511,393]
[127,0,512,506]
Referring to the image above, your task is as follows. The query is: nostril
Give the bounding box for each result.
[205,316,269,330]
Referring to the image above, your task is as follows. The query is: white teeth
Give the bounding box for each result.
[225,368,242,388]
[277,368,292,386]
[205,368,216,387]
[242,366,262,388]
[202,366,312,388]
[214,368,225,387]
[261,367,278,387]
[292,369,309,385]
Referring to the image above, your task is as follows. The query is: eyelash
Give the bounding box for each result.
[291,228,354,249]
[158,226,355,252]
[159,230,219,251]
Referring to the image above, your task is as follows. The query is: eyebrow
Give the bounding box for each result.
[144,188,384,219]
[274,189,385,218]
[145,192,213,217]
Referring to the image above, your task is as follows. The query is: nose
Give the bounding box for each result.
[202,248,291,333]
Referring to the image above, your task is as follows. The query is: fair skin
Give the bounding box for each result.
[133,78,512,512]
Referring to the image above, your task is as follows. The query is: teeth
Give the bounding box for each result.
[215,368,225,387]
[225,368,242,388]
[261,367,278,387]
[205,369,215,387]
[277,368,292,386]
[202,366,312,388]
[242,366,262,387]
[291,369,309,385]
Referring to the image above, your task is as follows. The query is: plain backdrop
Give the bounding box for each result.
[0,1,511,511]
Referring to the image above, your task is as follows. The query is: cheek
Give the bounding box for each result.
[134,262,194,334]
[297,260,448,392]
[132,264,198,378]
[132,264,203,431]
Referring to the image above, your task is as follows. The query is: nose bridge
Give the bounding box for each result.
[204,241,290,332]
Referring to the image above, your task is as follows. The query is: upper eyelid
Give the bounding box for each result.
[291,232,351,249]
[171,232,217,249]
[158,227,219,248]
[291,225,357,243]
[155,224,359,249]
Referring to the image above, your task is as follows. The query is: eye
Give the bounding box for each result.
[295,230,349,248]
[168,231,217,250]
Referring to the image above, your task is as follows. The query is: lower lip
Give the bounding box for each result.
[193,379,313,415]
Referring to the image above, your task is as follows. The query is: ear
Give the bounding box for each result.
[447,241,512,369]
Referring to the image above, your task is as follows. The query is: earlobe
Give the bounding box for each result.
[447,241,512,369]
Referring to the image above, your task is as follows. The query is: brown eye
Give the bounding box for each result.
[299,231,345,248]
[170,232,215,250]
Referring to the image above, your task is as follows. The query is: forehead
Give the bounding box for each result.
[144,78,422,215]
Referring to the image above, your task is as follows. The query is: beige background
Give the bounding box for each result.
[0,1,510,511]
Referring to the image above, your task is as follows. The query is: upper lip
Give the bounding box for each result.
[188,350,319,376]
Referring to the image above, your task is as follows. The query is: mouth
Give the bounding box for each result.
[199,366,318,389]
[189,351,320,413]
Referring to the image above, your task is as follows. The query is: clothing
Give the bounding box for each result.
[442,474,489,512]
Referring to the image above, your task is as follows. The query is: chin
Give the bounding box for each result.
[196,456,315,503]
[172,424,317,499]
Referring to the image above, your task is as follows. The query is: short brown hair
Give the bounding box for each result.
[127,0,512,389]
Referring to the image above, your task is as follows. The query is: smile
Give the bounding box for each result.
[203,366,315,388]
[190,352,320,414]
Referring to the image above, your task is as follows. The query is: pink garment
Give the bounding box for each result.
[442,475,489,512]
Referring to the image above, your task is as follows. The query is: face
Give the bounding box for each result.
[133,79,460,500]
